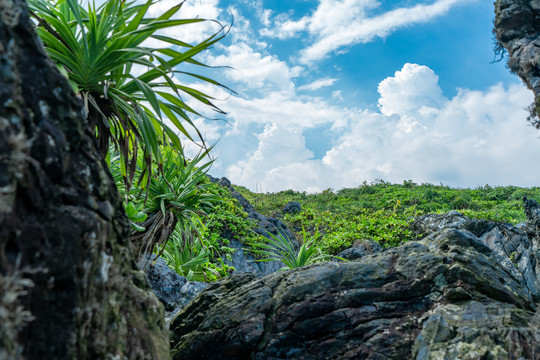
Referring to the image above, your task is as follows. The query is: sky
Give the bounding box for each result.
[149,0,540,193]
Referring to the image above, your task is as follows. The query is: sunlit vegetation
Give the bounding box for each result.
[237,181,540,255]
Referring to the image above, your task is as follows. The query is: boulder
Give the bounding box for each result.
[282,201,302,215]
[142,257,208,318]
[170,228,540,359]
[494,0,540,119]
[413,205,540,300]
[335,239,382,261]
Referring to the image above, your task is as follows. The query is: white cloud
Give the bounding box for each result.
[378,63,446,116]
[298,78,338,91]
[147,0,223,44]
[260,0,475,63]
[223,64,540,192]
[209,43,295,93]
[226,124,315,190]
[223,91,355,128]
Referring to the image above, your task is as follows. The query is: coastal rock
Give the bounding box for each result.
[413,206,540,300]
[143,256,207,313]
[170,228,540,359]
[335,240,382,261]
[0,3,168,358]
[494,0,540,118]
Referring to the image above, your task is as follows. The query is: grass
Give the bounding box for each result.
[235,181,540,255]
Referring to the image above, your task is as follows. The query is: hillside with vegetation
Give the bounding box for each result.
[234,181,540,254]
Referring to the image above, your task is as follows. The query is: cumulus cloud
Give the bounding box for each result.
[223,63,540,192]
[209,43,296,93]
[378,63,446,116]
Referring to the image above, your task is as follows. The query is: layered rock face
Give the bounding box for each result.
[494,0,540,117]
[170,205,540,359]
[0,2,168,358]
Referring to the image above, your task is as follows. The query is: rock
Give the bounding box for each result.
[524,196,540,239]
[335,240,382,261]
[0,3,168,358]
[143,256,208,312]
[170,228,540,359]
[412,210,496,238]
[413,209,540,300]
[494,0,540,119]
[223,239,283,277]
[282,201,302,215]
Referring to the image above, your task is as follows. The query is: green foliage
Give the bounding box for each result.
[250,228,332,270]
[124,201,147,231]
[237,182,540,255]
[29,0,230,191]
[160,226,233,282]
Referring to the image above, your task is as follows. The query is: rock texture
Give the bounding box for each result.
[170,227,540,359]
[494,0,540,118]
[0,2,168,358]
[143,256,208,322]
[413,203,540,301]
[335,240,382,261]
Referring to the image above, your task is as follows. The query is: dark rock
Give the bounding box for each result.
[282,201,302,214]
[170,228,540,359]
[143,256,208,313]
[0,4,168,358]
[494,0,540,118]
[412,210,496,238]
[524,196,540,239]
[335,240,382,261]
[223,239,282,277]
[413,209,540,300]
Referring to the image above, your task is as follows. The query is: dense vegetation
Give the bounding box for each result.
[236,181,540,255]
[31,0,540,283]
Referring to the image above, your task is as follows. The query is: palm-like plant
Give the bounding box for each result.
[160,226,211,282]
[128,146,224,263]
[250,228,334,271]
[28,0,231,190]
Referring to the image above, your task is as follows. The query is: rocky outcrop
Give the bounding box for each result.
[0,2,168,358]
[170,227,540,359]
[208,176,298,277]
[142,256,208,324]
[494,0,540,119]
[413,202,540,301]
[335,239,382,261]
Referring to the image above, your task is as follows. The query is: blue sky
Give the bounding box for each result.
[148,0,539,193]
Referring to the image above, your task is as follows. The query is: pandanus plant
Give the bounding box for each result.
[28,0,232,192]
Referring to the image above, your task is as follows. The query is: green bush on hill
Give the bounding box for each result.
[236,181,540,255]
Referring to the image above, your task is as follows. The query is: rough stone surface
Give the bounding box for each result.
[413,205,540,301]
[0,2,168,358]
[335,240,382,261]
[143,256,208,313]
[494,0,540,116]
[282,201,302,215]
[170,228,540,359]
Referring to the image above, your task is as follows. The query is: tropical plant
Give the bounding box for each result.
[250,228,333,271]
[121,146,223,262]
[28,0,231,191]
[160,226,212,282]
